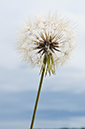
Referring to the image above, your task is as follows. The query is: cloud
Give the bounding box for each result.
[0,63,85,93]
[0,0,85,71]
[1,91,85,128]
[34,117,85,128]
[0,0,85,128]
[1,117,85,129]
[1,91,85,117]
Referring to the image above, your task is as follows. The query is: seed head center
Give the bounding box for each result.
[44,41,51,54]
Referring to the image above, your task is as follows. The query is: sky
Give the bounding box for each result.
[0,0,85,129]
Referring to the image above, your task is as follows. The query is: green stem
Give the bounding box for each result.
[30,58,46,129]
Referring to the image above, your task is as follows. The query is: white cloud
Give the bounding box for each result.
[0,0,85,93]
[1,117,85,129]
[43,66,85,93]
[0,121,29,129]
[0,1,85,129]
[35,117,85,128]
[0,0,85,70]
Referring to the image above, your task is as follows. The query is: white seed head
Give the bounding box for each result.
[16,13,76,70]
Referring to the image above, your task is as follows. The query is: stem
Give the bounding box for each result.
[30,58,46,129]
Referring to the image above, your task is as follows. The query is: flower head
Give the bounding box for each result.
[17,13,75,75]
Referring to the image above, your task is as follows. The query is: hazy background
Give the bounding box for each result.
[0,0,85,129]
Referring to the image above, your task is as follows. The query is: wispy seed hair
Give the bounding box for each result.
[16,13,76,69]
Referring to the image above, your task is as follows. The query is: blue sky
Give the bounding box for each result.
[0,0,85,129]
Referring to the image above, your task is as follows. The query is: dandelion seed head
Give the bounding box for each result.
[17,13,76,75]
